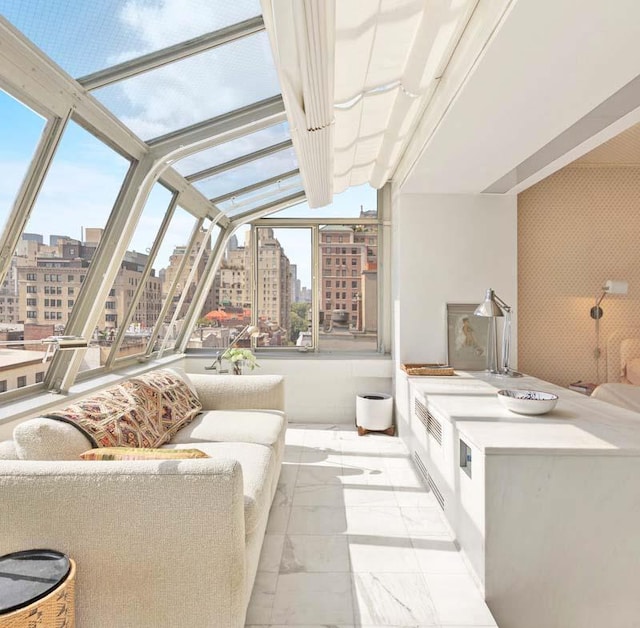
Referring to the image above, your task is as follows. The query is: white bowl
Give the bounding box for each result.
[497,389,559,415]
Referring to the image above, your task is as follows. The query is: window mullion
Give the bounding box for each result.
[106,191,179,367]
[0,111,70,286]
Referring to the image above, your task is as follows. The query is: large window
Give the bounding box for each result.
[0,118,130,396]
[0,88,46,241]
[81,182,176,368]
[318,224,378,352]
[149,213,221,354]
[185,202,380,354]
[255,227,312,348]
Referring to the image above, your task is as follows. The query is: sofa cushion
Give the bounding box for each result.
[170,409,285,450]
[14,418,93,461]
[162,441,275,535]
[0,439,18,460]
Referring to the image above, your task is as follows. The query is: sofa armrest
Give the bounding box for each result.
[0,458,246,628]
[189,374,285,412]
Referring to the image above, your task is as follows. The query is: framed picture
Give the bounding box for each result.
[446,303,490,370]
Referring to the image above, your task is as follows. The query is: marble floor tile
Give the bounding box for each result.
[348,535,420,573]
[287,506,348,535]
[276,466,299,501]
[258,534,286,573]
[340,454,389,471]
[385,468,426,490]
[296,465,345,486]
[411,538,469,575]
[352,572,439,626]
[401,507,453,538]
[345,506,408,537]
[292,484,346,507]
[423,573,497,626]
[283,444,304,463]
[266,502,291,535]
[393,486,440,508]
[342,486,398,508]
[271,572,354,624]
[245,571,278,625]
[246,426,496,628]
[280,535,350,573]
[382,453,414,469]
[299,449,343,465]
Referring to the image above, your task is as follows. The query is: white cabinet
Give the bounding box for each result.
[402,371,640,628]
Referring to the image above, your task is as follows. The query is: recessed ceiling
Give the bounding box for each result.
[572,122,640,166]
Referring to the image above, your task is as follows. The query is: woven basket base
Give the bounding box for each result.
[0,559,75,628]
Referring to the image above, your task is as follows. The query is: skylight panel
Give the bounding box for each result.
[217,173,304,217]
[91,31,279,141]
[0,0,261,78]
[193,146,298,200]
[173,122,290,177]
[267,184,378,219]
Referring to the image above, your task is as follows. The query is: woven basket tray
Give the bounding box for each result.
[1,559,75,627]
[401,363,455,376]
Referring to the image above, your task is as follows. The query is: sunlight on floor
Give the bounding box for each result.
[246,424,497,627]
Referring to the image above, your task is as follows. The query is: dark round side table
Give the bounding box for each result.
[0,550,75,627]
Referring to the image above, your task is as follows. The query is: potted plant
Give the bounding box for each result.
[222,347,259,375]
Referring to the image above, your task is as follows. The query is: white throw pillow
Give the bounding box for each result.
[13,418,93,461]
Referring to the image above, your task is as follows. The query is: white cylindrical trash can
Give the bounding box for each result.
[356,392,393,432]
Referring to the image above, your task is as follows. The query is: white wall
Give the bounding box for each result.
[185,356,392,424]
[393,193,518,365]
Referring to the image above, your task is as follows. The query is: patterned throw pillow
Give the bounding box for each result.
[45,369,202,449]
[80,447,209,460]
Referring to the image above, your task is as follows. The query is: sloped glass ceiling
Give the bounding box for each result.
[267,184,378,219]
[195,146,298,201]
[173,122,291,178]
[0,0,261,79]
[219,172,304,218]
[92,31,280,140]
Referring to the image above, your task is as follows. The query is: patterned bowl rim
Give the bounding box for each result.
[497,389,559,401]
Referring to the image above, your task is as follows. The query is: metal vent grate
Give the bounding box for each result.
[414,399,442,445]
[427,409,442,445]
[413,451,445,510]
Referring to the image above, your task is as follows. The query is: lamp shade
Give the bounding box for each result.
[604,280,628,295]
[474,289,504,317]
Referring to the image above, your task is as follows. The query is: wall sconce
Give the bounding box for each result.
[474,288,521,377]
[590,280,628,382]
[590,280,628,320]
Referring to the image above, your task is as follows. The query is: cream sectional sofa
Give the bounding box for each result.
[0,371,286,628]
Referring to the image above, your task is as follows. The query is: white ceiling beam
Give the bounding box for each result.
[186,139,293,182]
[209,169,300,205]
[78,16,265,90]
[229,190,306,225]
[148,96,286,159]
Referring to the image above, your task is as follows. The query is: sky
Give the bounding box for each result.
[0,0,377,286]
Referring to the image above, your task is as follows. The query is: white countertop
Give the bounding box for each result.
[407,371,640,455]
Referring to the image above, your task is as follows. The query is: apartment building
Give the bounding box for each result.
[320,214,378,332]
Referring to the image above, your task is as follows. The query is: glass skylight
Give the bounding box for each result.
[194,146,298,200]
[92,31,280,141]
[218,173,304,217]
[267,184,378,219]
[0,0,261,79]
[173,122,291,178]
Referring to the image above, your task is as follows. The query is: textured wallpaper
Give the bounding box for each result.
[518,166,640,387]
